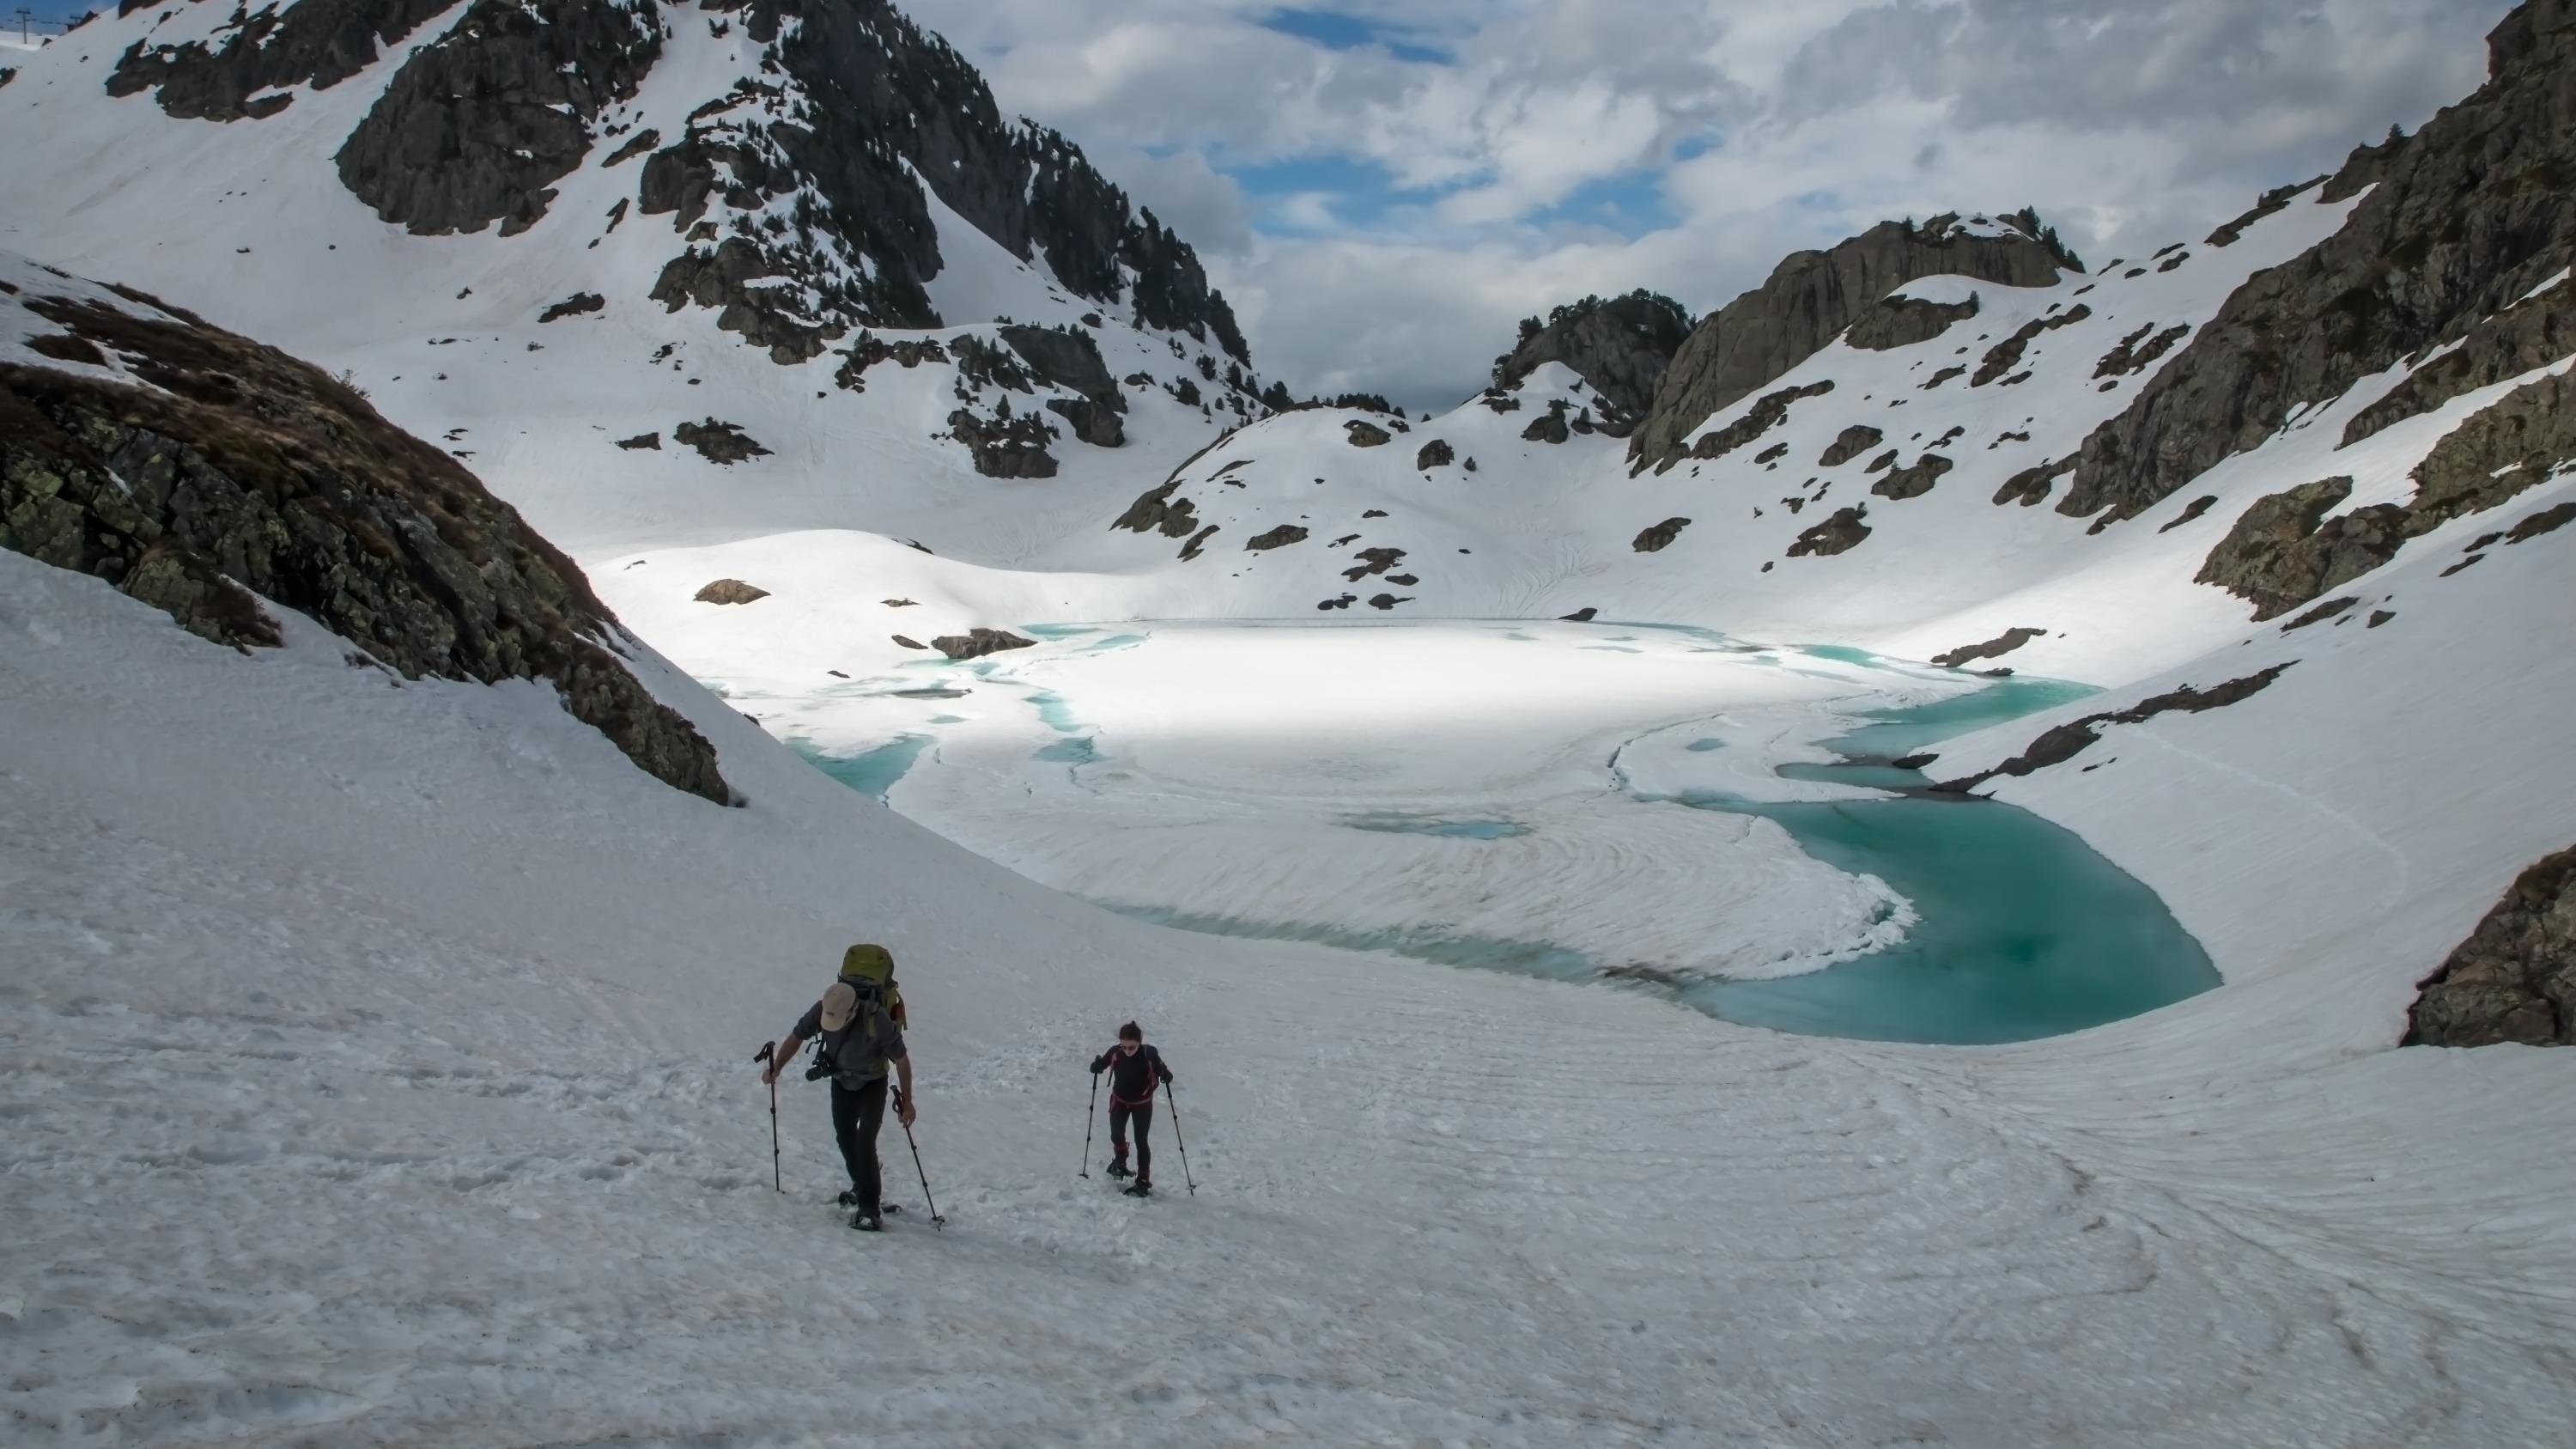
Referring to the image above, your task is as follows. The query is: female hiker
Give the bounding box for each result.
[1089,1021,1174,1196]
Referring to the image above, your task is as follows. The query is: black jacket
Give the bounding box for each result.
[1091,1044,1171,1105]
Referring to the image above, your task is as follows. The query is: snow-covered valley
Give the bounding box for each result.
[5,0,2576,1442]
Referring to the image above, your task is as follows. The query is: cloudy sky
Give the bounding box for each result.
[928,1,2506,410]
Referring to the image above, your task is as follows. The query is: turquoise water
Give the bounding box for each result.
[1342,813,1532,839]
[1020,623,1100,639]
[1824,678,2099,762]
[1028,691,1084,734]
[1686,738,1727,752]
[1666,677,2213,1043]
[797,735,933,802]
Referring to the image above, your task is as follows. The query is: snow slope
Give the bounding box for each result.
[9,535,2576,1446]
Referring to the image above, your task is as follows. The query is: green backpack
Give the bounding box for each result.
[841,942,907,1029]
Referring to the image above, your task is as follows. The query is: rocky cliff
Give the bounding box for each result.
[0,261,732,805]
[2059,0,2576,521]
[1491,290,1693,423]
[1628,211,2080,473]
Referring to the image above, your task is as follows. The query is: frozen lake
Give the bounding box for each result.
[756,620,2215,1043]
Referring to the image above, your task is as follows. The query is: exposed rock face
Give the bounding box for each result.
[1788,505,1872,558]
[2408,846,2576,1046]
[1416,439,1454,470]
[2193,478,2405,619]
[2405,370,2576,529]
[1938,665,2294,793]
[2206,177,2327,247]
[1871,454,1953,501]
[946,407,1058,478]
[651,240,837,365]
[1491,290,1692,421]
[1043,398,1124,448]
[1345,419,1392,447]
[998,324,1126,438]
[3,286,729,804]
[1971,304,2091,387]
[1558,606,1599,622]
[694,579,770,605]
[1845,291,1979,352]
[932,628,1035,660]
[538,291,605,324]
[675,418,772,465]
[628,0,1248,357]
[1631,517,1692,553]
[337,0,662,237]
[1631,210,2077,472]
[1343,546,1406,581]
[1112,479,1200,538]
[1819,424,1884,467]
[2093,323,2191,380]
[1680,381,1834,468]
[2059,1,2576,521]
[2159,495,2218,532]
[614,431,660,451]
[1932,627,2045,668]
[1245,525,1309,551]
[2342,284,2576,447]
[108,0,464,121]
[1521,405,1571,445]
[1994,454,2077,507]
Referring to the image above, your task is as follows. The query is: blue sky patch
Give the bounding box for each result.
[1261,7,1453,66]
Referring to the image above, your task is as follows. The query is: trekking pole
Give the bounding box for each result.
[892,1087,945,1229]
[752,1041,782,1193]
[1079,1071,1100,1178]
[1165,1082,1196,1196]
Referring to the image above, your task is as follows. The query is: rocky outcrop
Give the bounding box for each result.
[999,324,1125,434]
[1932,627,2045,668]
[1346,419,1392,448]
[3,285,729,804]
[538,292,605,324]
[1994,454,2077,507]
[1343,546,1406,581]
[675,418,772,465]
[2342,284,2576,448]
[337,0,661,237]
[1558,606,1599,623]
[1416,439,1454,470]
[1043,398,1124,448]
[1871,454,1953,501]
[1787,505,1871,558]
[2205,177,2327,247]
[1971,305,2091,387]
[2193,478,2403,620]
[1491,290,1692,421]
[1678,381,1834,469]
[614,431,659,451]
[1245,525,1309,551]
[933,628,1035,661]
[2407,845,2576,1046]
[946,406,1058,478]
[1631,210,2077,472]
[109,0,464,122]
[2093,323,2191,380]
[1818,425,1884,467]
[1631,517,1692,553]
[1845,291,1979,352]
[1112,480,1201,539]
[2058,1,2576,521]
[2405,370,2576,530]
[695,579,770,605]
[1521,405,1571,445]
[651,240,839,364]
[629,0,1249,357]
[1938,665,2294,793]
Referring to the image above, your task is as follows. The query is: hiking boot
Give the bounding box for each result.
[835,1188,864,1208]
[1123,1181,1153,1197]
[852,1210,883,1232]
[1106,1160,1132,1179]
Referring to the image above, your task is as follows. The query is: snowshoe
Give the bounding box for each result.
[1122,1182,1153,1197]
[835,1188,863,1208]
[880,1202,904,1216]
[1106,1160,1133,1179]
[851,1211,884,1232]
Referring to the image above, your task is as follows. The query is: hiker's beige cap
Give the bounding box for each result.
[817,981,859,1032]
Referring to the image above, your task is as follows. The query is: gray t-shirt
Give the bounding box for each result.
[793,995,908,1086]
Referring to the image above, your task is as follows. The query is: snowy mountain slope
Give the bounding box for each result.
[0,0,1272,571]
[9,496,2576,1446]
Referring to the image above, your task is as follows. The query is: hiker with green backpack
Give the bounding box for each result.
[763,943,915,1232]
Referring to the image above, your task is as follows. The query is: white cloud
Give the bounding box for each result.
[901,0,2516,409]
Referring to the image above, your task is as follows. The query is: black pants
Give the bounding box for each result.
[1110,1101,1153,1182]
[829,1075,888,1211]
